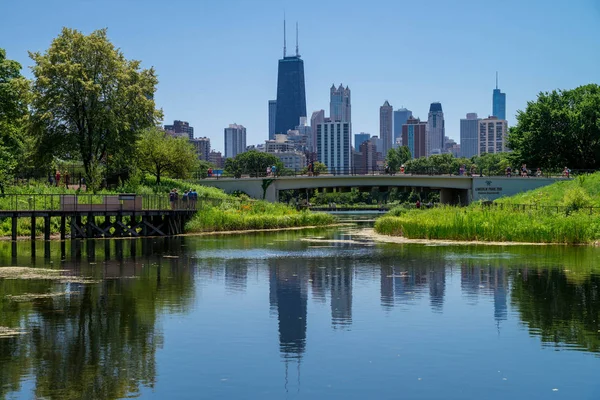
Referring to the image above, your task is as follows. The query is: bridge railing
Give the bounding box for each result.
[196,167,593,179]
[0,194,226,212]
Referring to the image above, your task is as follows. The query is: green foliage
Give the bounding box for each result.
[404,153,474,175]
[0,48,28,191]
[196,160,216,179]
[224,150,283,177]
[185,200,335,232]
[472,153,511,176]
[136,128,199,184]
[507,84,600,169]
[375,206,600,244]
[385,146,411,172]
[29,28,161,190]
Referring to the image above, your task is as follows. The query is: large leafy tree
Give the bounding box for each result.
[224,150,283,177]
[29,28,161,190]
[385,146,411,172]
[136,128,199,184]
[0,48,28,192]
[507,84,600,170]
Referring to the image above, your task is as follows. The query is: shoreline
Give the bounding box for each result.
[358,228,598,246]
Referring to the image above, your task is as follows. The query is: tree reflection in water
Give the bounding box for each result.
[0,238,195,400]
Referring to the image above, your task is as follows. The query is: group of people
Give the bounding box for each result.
[169,188,199,209]
[48,170,72,187]
[266,165,278,177]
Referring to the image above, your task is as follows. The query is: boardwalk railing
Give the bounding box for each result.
[0,194,225,212]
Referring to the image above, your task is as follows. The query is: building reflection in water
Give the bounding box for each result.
[379,259,446,312]
[308,258,353,329]
[224,260,248,294]
[461,265,508,327]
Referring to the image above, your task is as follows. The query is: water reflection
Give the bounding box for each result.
[1,232,600,399]
[0,238,195,400]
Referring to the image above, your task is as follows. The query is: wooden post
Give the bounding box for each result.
[44,216,51,241]
[141,215,148,236]
[11,214,17,241]
[60,216,66,240]
[31,214,36,241]
[87,213,93,238]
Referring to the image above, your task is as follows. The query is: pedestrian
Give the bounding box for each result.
[271,165,277,177]
[563,167,570,178]
[470,164,476,176]
[307,162,313,176]
[416,200,421,209]
[169,189,178,209]
[64,171,70,188]
[521,164,528,177]
[182,189,189,209]
[267,166,271,177]
[400,165,405,174]
[459,165,465,176]
[505,166,512,177]
[536,167,542,177]
[189,188,198,209]
[48,173,54,186]
[55,170,61,187]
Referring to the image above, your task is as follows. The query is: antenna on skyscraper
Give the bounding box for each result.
[283,15,287,57]
[496,71,498,89]
[296,22,299,56]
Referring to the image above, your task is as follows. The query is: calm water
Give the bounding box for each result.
[1,223,600,399]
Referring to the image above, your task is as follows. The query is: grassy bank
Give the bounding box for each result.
[375,173,600,244]
[185,200,335,233]
[0,178,334,237]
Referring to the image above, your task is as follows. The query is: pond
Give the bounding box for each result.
[1,223,600,399]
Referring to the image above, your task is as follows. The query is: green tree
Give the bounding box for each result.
[29,28,161,190]
[0,48,28,192]
[224,150,283,177]
[385,146,411,173]
[136,128,198,184]
[472,153,510,176]
[507,84,600,170]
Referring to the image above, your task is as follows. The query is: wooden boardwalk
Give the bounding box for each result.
[0,194,206,241]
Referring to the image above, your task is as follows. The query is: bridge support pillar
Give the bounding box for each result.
[30,214,36,241]
[11,214,17,241]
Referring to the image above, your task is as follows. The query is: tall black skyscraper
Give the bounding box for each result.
[274,21,306,135]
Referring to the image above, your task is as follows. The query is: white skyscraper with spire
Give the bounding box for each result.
[330,84,351,123]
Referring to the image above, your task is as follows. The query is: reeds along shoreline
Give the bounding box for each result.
[184,201,335,233]
[374,206,600,244]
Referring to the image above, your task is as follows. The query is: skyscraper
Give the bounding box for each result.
[478,116,507,155]
[354,132,370,150]
[224,124,246,158]
[427,102,445,156]
[402,117,427,159]
[310,110,325,154]
[274,20,307,135]
[460,113,480,158]
[189,137,211,161]
[268,100,277,140]
[379,101,393,156]
[330,84,351,122]
[316,119,352,173]
[393,108,412,147]
[492,73,506,120]
[164,120,194,140]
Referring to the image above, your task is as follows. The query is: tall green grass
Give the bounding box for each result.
[186,200,335,233]
[375,206,600,244]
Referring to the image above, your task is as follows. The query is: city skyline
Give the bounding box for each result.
[2,0,599,153]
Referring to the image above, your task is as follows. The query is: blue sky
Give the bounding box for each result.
[2,0,599,152]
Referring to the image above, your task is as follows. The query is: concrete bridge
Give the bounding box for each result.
[199,175,564,204]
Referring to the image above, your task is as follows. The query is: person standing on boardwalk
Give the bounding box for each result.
[55,170,61,186]
[169,189,178,209]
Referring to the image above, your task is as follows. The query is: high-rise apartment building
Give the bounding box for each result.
[393,108,412,148]
[189,137,211,161]
[164,120,194,140]
[379,101,393,156]
[478,116,508,155]
[460,113,480,158]
[274,21,306,135]
[492,73,506,120]
[224,124,247,158]
[330,84,351,122]
[268,100,277,140]
[310,110,325,153]
[208,150,224,168]
[358,140,377,174]
[316,120,352,173]
[427,102,445,156]
[354,132,370,150]
[402,117,427,159]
